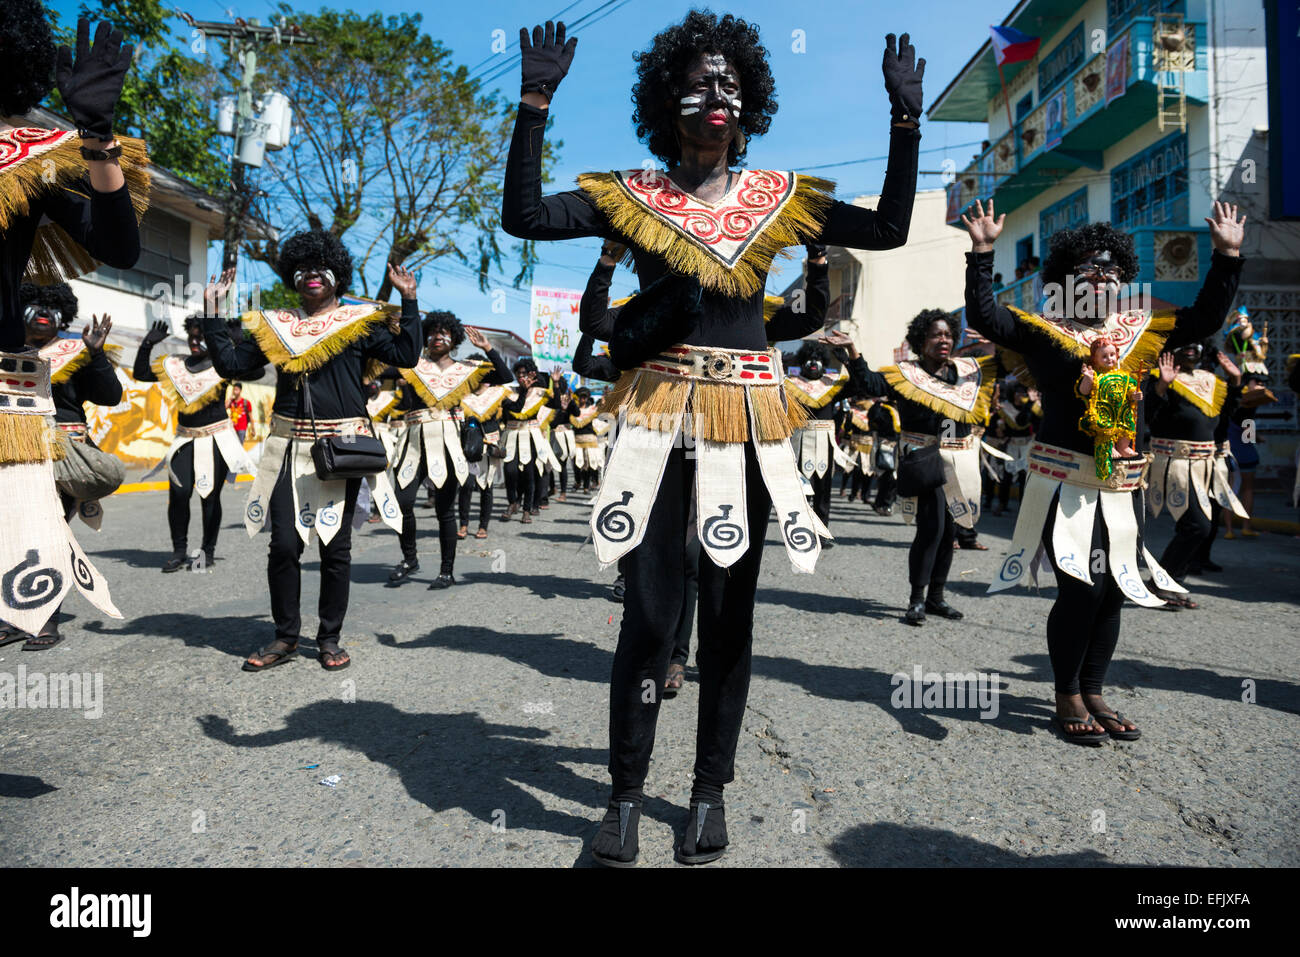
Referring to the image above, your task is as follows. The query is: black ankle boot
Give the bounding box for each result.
[925,597,963,620]
[162,552,188,573]
[388,559,419,585]
[591,801,640,867]
[904,600,926,625]
[676,801,727,865]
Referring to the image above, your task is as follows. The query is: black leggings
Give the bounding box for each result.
[504,457,538,511]
[167,440,229,556]
[458,480,493,530]
[875,469,896,509]
[669,535,702,665]
[394,450,459,573]
[267,460,360,644]
[610,443,770,803]
[1043,491,1125,697]
[810,469,832,529]
[907,484,955,600]
[997,470,1027,509]
[1158,497,1213,582]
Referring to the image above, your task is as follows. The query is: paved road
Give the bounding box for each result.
[1,485,1296,867]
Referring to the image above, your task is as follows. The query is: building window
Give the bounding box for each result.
[1016,93,1034,121]
[1107,0,1186,37]
[1040,187,1089,249]
[1111,132,1188,229]
[1039,23,1086,99]
[82,208,191,300]
[1015,235,1034,271]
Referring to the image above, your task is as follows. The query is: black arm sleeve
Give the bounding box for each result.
[501,103,609,241]
[42,179,142,269]
[1164,251,1246,349]
[573,333,619,382]
[766,260,830,341]
[83,351,123,406]
[361,298,422,367]
[484,348,512,385]
[964,251,1035,350]
[579,260,618,338]
[840,354,874,399]
[816,127,920,250]
[854,357,891,398]
[204,317,267,379]
[132,339,159,381]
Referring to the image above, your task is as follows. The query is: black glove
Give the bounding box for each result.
[882,32,925,125]
[55,19,134,141]
[519,21,577,101]
[805,242,827,261]
[143,320,169,346]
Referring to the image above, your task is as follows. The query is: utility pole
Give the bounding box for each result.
[179,13,315,271]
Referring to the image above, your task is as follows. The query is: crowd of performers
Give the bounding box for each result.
[1,4,1290,868]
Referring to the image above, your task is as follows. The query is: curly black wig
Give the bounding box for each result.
[794,339,833,370]
[19,280,78,329]
[0,0,57,117]
[421,310,464,348]
[905,308,955,357]
[632,9,777,167]
[275,229,353,296]
[1042,222,1139,291]
[512,357,538,376]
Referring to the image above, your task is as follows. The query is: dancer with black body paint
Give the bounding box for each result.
[963,200,1245,744]
[134,314,258,573]
[502,14,922,865]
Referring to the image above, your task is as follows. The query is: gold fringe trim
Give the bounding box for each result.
[0,414,64,464]
[1,133,152,284]
[619,371,803,443]
[400,360,492,411]
[149,354,224,413]
[504,384,553,420]
[362,358,388,383]
[763,295,784,322]
[610,295,632,308]
[49,345,91,384]
[597,369,638,417]
[1006,307,1177,384]
[371,392,401,421]
[1170,374,1227,418]
[576,171,835,298]
[460,388,508,423]
[784,369,847,410]
[879,355,997,425]
[242,308,386,374]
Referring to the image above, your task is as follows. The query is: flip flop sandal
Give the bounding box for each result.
[21,631,62,651]
[457,526,468,539]
[1092,710,1141,741]
[0,625,30,648]
[664,663,686,698]
[242,640,299,672]
[475,528,489,539]
[1051,714,1108,746]
[317,641,351,671]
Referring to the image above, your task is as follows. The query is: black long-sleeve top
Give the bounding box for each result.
[3,180,142,350]
[134,339,230,427]
[394,348,512,413]
[502,102,918,351]
[203,300,421,421]
[53,347,122,423]
[573,333,618,383]
[855,358,975,439]
[867,400,900,438]
[794,354,873,423]
[1145,375,1240,443]
[501,383,561,420]
[964,249,1244,455]
[767,260,831,342]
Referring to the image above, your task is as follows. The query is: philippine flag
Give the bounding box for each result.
[990,25,1041,65]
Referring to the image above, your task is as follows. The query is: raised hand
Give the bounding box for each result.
[387,262,418,300]
[1078,362,1095,395]
[143,319,170,346]
[204,267,236,314]
[83,314,112,353]
[1216,350,1241,384]
[1205,200,1245,256]
[882,32,925,125]
[465,326,491,351]
[520,21,577,105]
[1158,351,1176,384]
[961,198,1005,251]
[56,19,134,141]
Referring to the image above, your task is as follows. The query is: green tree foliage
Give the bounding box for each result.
[53,1,228,193]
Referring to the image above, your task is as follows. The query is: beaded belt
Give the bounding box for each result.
[271,414,373,440]
[404,407,455,424]
[1029,440,1147,492]
[901,430,978,451]
[56,421,88,443]
[639,344,780,385]
[177,420,230,439]
[802,419,836,432]
[1150,437,1214,460]
[503,419,538,431]
[576,434,599,447]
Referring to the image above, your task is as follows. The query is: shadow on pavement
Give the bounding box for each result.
[828,822,1114,866]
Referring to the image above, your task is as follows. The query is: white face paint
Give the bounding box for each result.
[727,96,742,118]
[679,95,702,116]
[293,268,337,290]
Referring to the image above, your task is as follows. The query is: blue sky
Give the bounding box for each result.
[50,0,1012,339]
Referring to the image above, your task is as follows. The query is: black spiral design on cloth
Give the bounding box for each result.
[246,500,265,524]
[596,491,635,543]
[701,504,744,550]
[2,549,63,611]
[69,544,95,591]
[997,548,1025,584]
[782,511,816,553]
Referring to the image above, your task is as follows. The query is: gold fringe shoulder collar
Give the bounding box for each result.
[400,358,493,411]
[785,368,848,409]
[880,355,997,425]
[150,354,225,413]
[242,305,386,374]
[460,384,508,422]
[1005,306,1175,387]
[1170,370,1227,418]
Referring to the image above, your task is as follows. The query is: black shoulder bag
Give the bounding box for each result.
[462,417,485,463]
[895,443,945,498]
[300,375,389,480]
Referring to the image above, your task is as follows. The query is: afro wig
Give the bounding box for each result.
[1042,222,1139,291]
[512,356,538,376]
[0,0,57,117]
[905,308,955,357]
[793,339,833,370]
[19,280,78,329]
[276,229,354,296]
[631,9,778,168]
[421,310,465,349]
